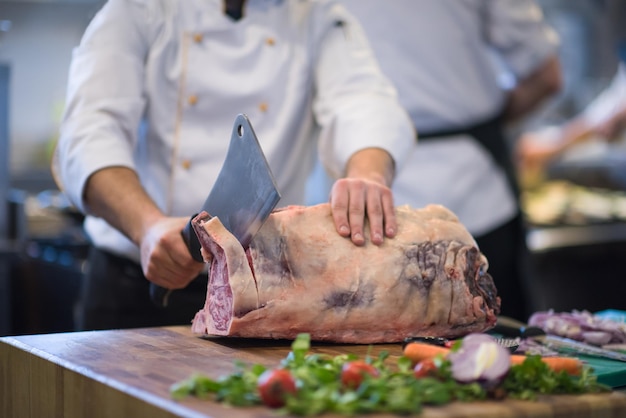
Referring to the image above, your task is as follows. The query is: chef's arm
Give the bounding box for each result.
[517,64,626,169]
[330,147,397,247]
[344,147,394,187]
[534,117,597,158]
[504,55,562,123]
[517,105,626,170]
[83,167,204,289]
[566,73,626,144]
[83,167,162,245]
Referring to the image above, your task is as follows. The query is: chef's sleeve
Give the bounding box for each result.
[311,3,415,180]
[486,0,560,81]
[580,63,626,127]
[53,0,156,213]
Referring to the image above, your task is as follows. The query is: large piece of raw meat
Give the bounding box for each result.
[190,203,500,343]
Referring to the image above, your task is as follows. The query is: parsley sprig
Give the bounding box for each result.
[170,333,610,415]
[503,355,610,400]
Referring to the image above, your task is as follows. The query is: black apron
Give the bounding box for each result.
[75,247,207,331]
[418,112,520,204]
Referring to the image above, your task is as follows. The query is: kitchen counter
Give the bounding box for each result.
[2,326,626,418]
[527,222,626,252]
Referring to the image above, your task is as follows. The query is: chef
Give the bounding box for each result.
[337,0,562,321]
[52,0,414,330]
[518,62,626,170]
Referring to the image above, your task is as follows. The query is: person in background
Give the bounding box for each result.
[518,62,626,172]
[52,0,414,331]
[335,0,562,321]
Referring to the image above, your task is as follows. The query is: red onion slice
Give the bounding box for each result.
[529,309,626,346]
[581,331,612,346]
[448,333,511,383]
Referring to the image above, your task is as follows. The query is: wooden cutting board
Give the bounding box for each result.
[2,326,626,418]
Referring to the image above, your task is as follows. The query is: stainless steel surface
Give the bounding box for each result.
[495,337,521,353]
[495,315,626,362]
[538,334,626,362]
[527,223,626,252]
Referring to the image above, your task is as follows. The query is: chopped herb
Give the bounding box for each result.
[170,333,610,415]
[502,355,611,400]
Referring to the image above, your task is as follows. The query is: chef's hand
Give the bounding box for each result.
[515,130,564,171]
[330,148,397,246]
[82,167,206,289]
[139,216,205,289]
[330,177,396,246]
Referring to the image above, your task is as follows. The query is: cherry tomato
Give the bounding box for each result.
[257,369,297,408]
[444,340,455,349]
[340,360,380,389]
[413,358,439,379]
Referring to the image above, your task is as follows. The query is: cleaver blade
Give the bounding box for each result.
[150,114,281,307]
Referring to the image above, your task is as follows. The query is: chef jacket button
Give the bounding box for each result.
[265,37,275,46]
[258,101,268,112]
[188,95,198,106]
[181,159,192,170]
[193,33,203,43]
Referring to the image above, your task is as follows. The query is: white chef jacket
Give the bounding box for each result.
[338,0,559,235]
[53,0,414,262]
[582,63,626,128]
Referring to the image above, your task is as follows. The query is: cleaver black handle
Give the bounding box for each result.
[149,283,172,308]
[149,214,202,308]
[492,315,546,338]
[181,213,203,263]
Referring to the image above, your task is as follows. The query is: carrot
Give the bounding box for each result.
[403,342,451,364]
[510,354,583,376]
[403,342,583,376]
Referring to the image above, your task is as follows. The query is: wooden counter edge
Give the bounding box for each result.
[0,335,206,418]
[4,326,626,418]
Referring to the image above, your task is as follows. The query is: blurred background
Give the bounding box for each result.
[1,0,626,336]
[0,0,105,336]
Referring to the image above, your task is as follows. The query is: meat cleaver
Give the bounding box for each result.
[494,315,626,362]
[150,114,281,307]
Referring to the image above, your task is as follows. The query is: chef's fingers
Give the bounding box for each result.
[140,217,204,289]
[365,186,385,245]
[143,242,203,289]
[330,178,366,245]
[166,242,205,288]
[142,253,183,289]
[381,187,397,238]
[329,179,352,238]
[346,180,366,246]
